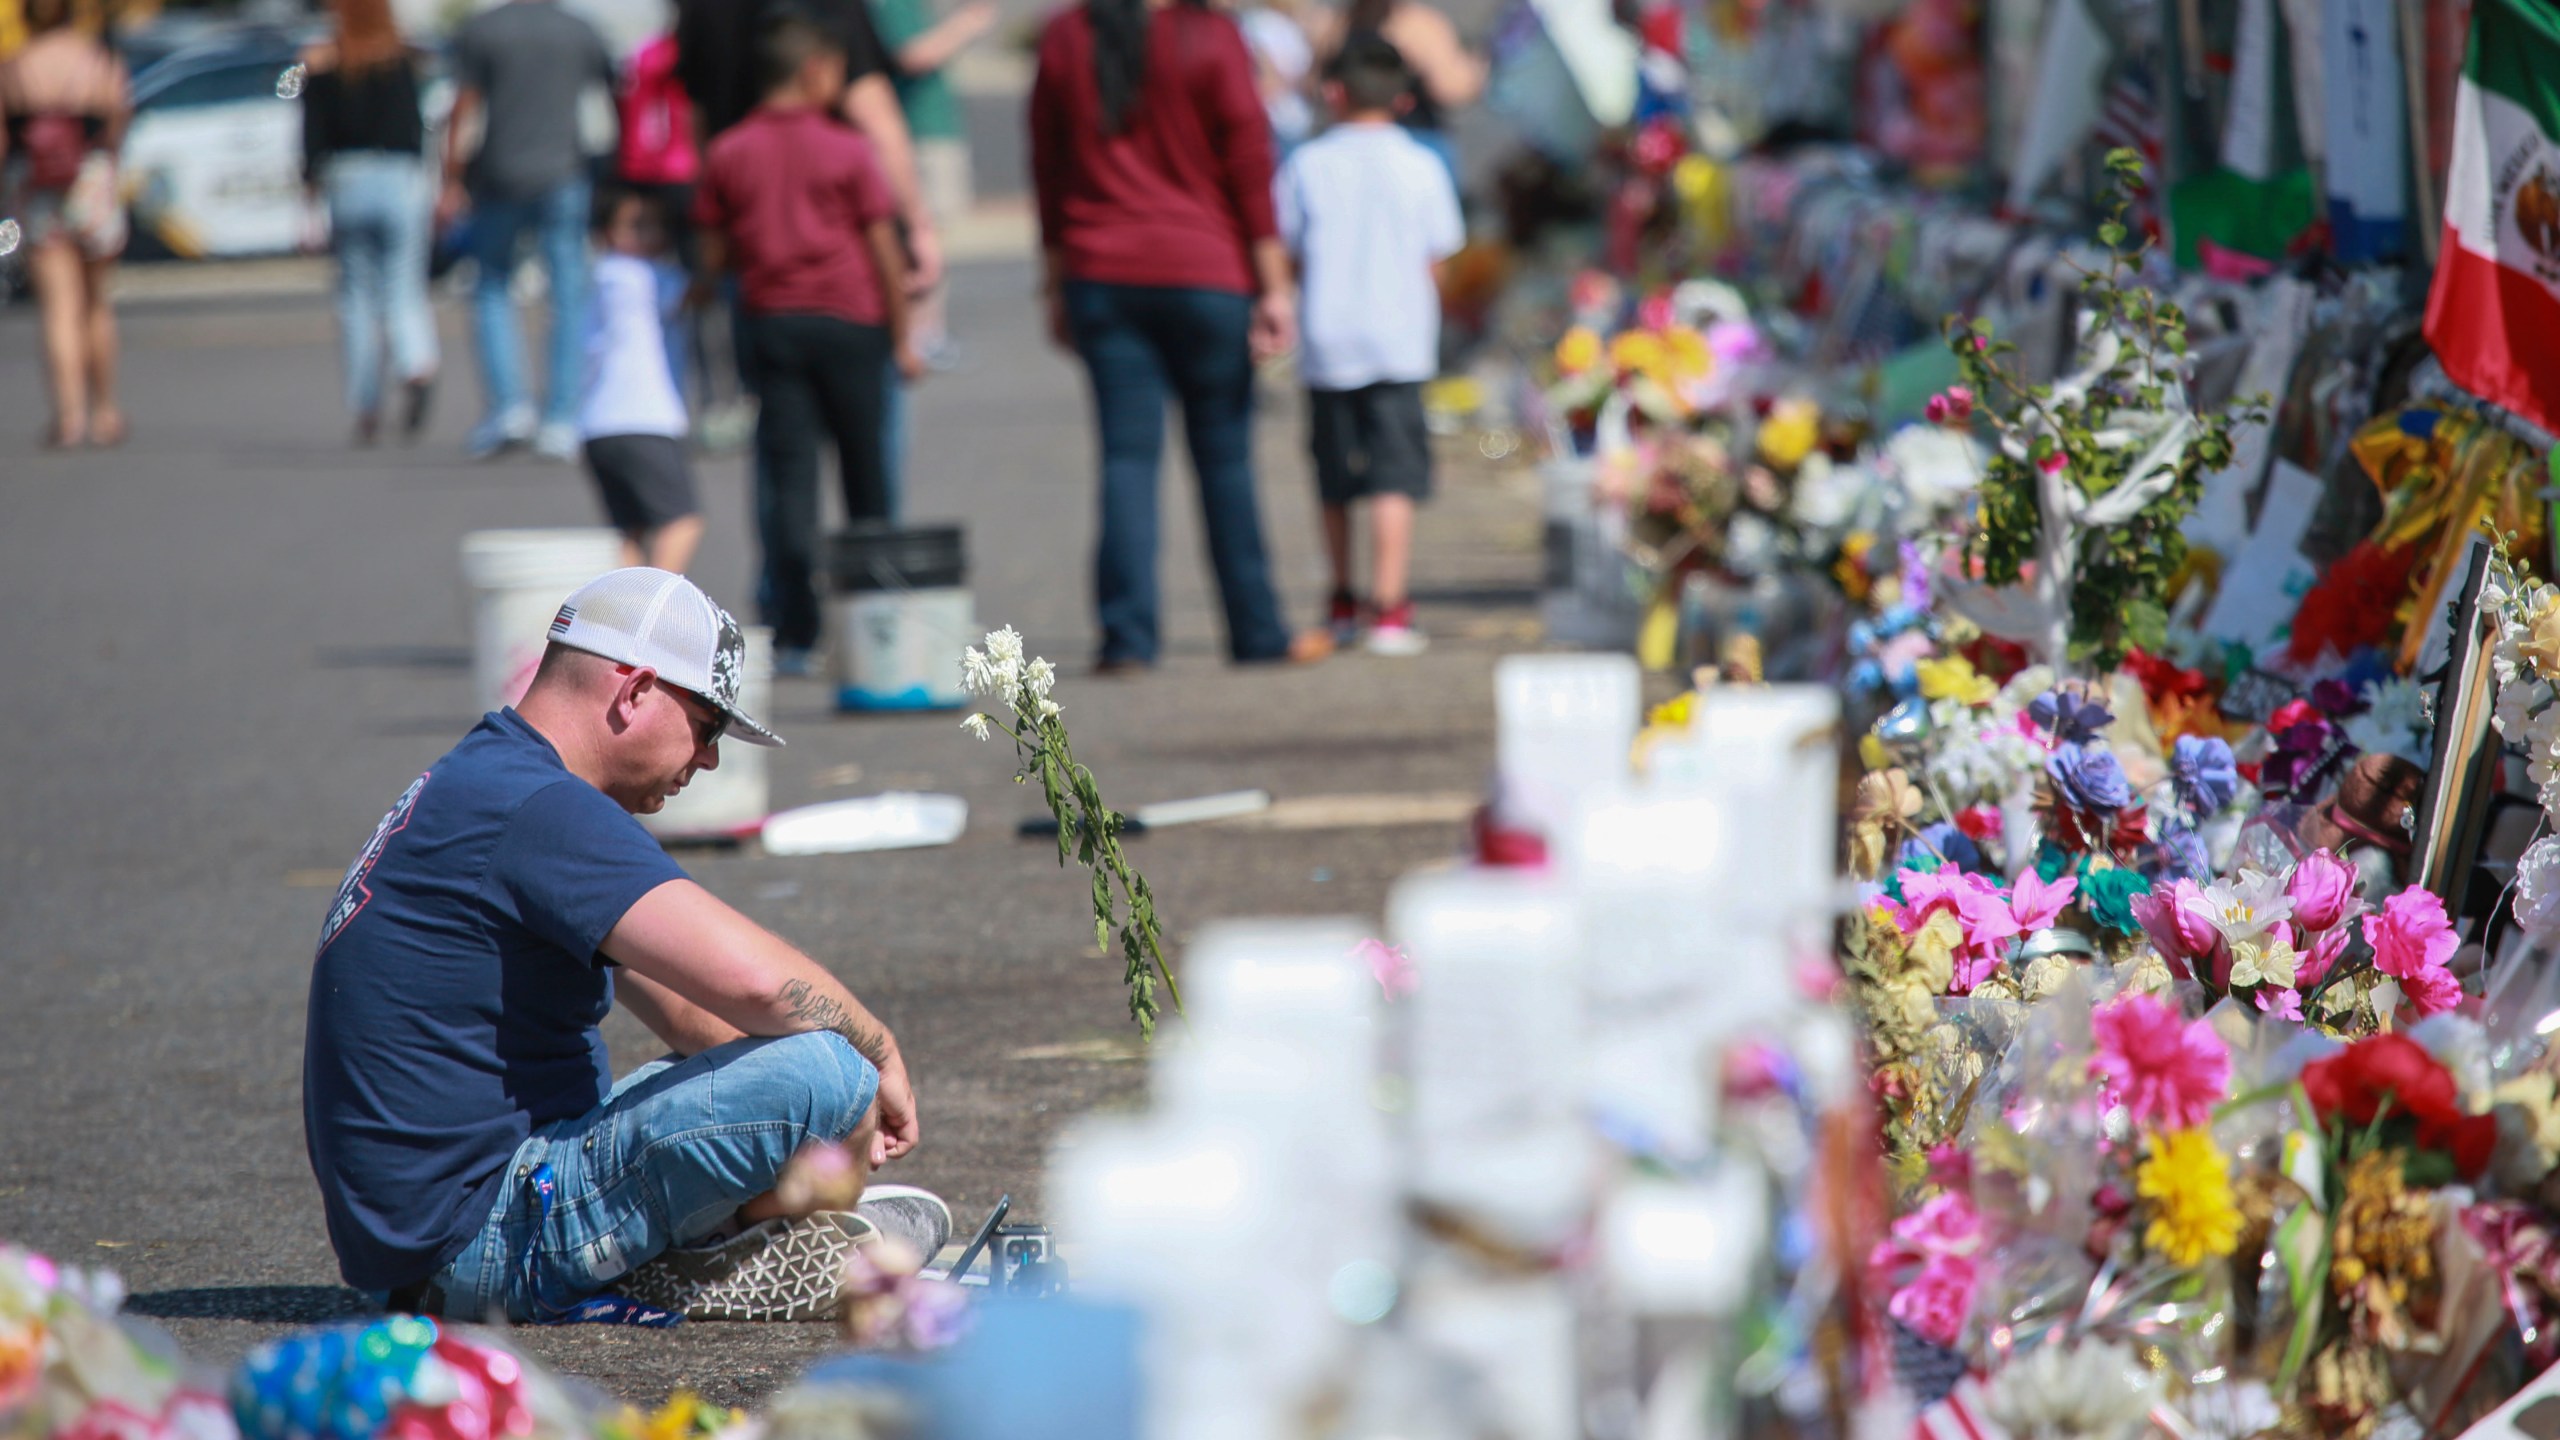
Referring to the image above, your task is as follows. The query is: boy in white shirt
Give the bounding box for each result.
[581,186,704,573]
[1275,33,1464,656]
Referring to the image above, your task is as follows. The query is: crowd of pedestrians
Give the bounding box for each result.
[7,0,1479,669]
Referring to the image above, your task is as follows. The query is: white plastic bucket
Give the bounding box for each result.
[829,588,975,711]
[460,529,626,714]
[642,625,774,842]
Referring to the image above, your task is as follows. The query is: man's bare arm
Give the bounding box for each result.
[616,968,747,1056]
[603,879,919,1158]
[602,880,893,1064]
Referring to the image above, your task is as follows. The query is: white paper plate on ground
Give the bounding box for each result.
[762,793,969,855]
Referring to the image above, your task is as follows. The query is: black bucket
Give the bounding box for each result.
[827,523,967,593]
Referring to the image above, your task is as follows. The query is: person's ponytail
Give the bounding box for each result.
[1089,0,1150,133]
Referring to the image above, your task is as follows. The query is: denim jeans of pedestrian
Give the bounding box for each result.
[466,178,591,431]
[1063,280,1290,665]
[325,153,438,420]
[417,1031,878,1323]
[745,312,892,652]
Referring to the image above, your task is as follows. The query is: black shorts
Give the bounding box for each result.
[1308,382,1432,505]
[583,433,700,534]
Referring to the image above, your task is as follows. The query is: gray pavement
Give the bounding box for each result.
[0,257,1542,1405]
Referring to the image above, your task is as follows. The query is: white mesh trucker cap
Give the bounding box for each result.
[548,568,784,748]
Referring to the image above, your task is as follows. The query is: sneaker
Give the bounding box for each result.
[857,1184,953,1261]
[464,407,536,461]
[533,421,580,462]
[1364,602,1428,657]
[400,377,435,442]
[1327,590,1364,649]
[616,1210,877,1321]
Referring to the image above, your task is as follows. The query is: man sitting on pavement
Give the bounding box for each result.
[303,567,947,1323]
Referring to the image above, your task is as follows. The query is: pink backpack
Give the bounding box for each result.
[616,34,698,186]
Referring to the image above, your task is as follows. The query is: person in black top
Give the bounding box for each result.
[301,0,439,445]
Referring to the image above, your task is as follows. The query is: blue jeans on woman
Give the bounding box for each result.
[1064,280,1291,665]
[464,177,591,445]
[410,1030,878,1323]
[325,152,438,420]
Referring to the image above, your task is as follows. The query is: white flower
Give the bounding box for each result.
[1979,1339,2159,1440]
[2518,836,2560,936]
[1023,656,1057,700]
[984,625,1024,670]
[960,712,992,742]
[1035,697,1062,722]
[2202,868,2291,943]
[2345,677,2431,763]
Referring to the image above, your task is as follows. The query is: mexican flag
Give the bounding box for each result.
[2424,0,2560,436]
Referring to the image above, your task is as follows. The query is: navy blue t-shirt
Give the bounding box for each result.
[303,709,687,1290]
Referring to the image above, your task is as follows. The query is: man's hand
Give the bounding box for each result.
[895,341,928,382]
[873,1051,921,1163]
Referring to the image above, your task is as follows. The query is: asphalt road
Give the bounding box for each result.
[0,256,1543,1406]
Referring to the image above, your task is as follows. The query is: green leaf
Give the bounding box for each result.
[2097,220,2126,248]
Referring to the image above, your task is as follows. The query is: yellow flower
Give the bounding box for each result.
[1610,330,1667,377]
[1756,398,1821,470]
[2136,1128,2242,1267]
[2523,592,2560,680]
[1905,910,1961,995]
[1914,655,1997,706]
[1664,326,1712,380]
[1555,326,1602,376]
[1648,691,1696,730]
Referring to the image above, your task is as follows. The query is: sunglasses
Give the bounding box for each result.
[672,688,731,750]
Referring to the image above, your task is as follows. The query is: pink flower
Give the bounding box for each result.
[1926,1144,1973,1193]
[2364,889,2458,980]
[2037,451,2069,477]
[2089,991,2230,1130]
[2008,870,2078,931]
[2400,962,2465,1018]
[1924,386,1976,425]
[2298,925,2353,989]
[1898,868,2025,993]
[2287,849,2361,932]
[1354,938,1416,1001]
[2130,879,2224,980]
[1888,1254,1978,1347]
[2254,987,2304,1022]
[1635,292,1676,332]
[1891,1191,1983,1255]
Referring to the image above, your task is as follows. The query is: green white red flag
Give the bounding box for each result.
[2423,0,2560,435]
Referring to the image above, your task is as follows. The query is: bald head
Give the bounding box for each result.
[528,642,625,699]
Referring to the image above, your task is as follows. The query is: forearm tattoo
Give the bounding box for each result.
[778,978,891,1067]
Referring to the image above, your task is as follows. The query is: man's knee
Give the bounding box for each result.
[724,1031,878,1145]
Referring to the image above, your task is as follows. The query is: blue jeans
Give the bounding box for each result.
[417,1031,878,1323]
[1064,281,1290,664]
[465,178,591,431]
[325,153,438,419]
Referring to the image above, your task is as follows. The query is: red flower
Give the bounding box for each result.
[2268,699,2322,734]
[2287,542,2421,665]
[1954,805,2003,842]
[2123,647,2210,706]
[2298,1035,2498,1177]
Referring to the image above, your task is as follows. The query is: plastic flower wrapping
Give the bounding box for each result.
[0,1245,232,1440]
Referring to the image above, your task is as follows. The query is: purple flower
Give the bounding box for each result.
[2029,689,2114,744]
[1899,822,1985,875]
[2309,678,2367,718]
[1898,540,1933,614]
[2171,735,2239,816]
[2260,719,2351,799]
[2157,821,2212,882]
[2046,743,2132,812]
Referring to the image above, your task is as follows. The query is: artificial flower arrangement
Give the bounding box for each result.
[2,1245,233,1440]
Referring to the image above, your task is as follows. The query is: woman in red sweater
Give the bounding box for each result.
[1030,0,1309,669]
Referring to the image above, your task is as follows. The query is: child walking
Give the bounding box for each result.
[581,185,704,573]
[1275,33,1463,657]
[693,7,921,673]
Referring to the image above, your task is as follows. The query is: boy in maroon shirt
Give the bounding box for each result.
[693,9,922,669]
